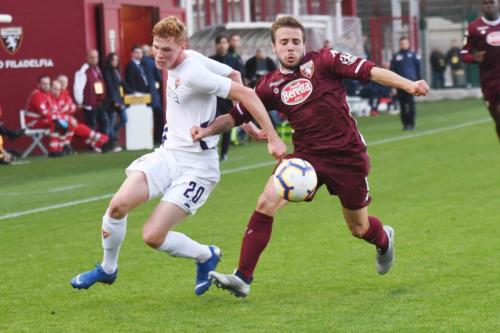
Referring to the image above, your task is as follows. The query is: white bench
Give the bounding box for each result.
[19,110,50,158]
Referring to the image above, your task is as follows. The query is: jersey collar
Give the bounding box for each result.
[481,16,500,26]
[279,64,295,75]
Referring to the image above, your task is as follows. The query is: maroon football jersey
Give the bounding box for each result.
[231,48,375,153]
[462,16,500,100]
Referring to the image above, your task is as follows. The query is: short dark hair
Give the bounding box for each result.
[131,44,142,52]
[215,34,228,45]
[38,75,50,83]
[399,36,409,42]
[271,16,305,43]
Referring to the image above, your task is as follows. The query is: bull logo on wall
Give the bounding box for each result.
[1,27,23,55]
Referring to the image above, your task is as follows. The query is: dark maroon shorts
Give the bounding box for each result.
[485,93,500,113]
[282,150,371,210]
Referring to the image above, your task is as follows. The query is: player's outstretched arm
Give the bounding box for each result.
[227,82,286,159]
[370,67,430,97]
[191,116,266,142]
[191,114,235,141]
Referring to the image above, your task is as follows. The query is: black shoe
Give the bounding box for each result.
[62,145,75,156]
[101,140,116,153]
[48,151,64,158]
[6,129,24,140]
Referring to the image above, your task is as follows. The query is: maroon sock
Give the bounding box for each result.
[237,210,273,282]
[362,216,389,253]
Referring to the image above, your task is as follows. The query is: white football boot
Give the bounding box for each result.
[209,270,250,298]
[376,226,395,275]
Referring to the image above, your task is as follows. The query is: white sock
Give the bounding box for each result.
[101,212,127,274]
[157,231,211,263]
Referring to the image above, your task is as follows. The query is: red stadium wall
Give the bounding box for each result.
[0,0,183,154]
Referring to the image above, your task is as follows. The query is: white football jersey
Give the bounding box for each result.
[162,50,232,152]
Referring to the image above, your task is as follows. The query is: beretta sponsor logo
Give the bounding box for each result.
[281,78,313,106]
[486,31,500,47]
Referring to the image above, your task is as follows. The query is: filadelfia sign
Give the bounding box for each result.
[0,26,54,69]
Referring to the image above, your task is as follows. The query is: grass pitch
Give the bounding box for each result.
[1,98,499,332]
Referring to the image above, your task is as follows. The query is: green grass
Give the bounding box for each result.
[1,98,499,332]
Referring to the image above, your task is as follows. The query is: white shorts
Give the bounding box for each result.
[126,148,220,215]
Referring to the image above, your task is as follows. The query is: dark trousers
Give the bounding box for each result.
[397,90,416,129]
[152,106,165,146]
[220,130,231,158]
[83,103,110,136]
[431,71,445,89]
[107,105,128,142]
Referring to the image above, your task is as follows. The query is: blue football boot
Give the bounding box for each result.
[194,245,221,295]
[70,263,117,289]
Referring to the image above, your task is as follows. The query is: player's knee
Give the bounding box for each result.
[108,196,129,219]
[347,222,368,238]
[256,193,278,215]
[142,228,163,249]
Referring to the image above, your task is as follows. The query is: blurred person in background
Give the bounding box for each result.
[228,34,245,75]
[74,50,110,137]
[244,48,276,88]
[125,45,149,94]
[461,0,500,142]
[430,48,447,89]
[26,75,67,157]
[446,39,466,87]
[359,62,395,115]
[363,35,371,60]
[142,44,165,146]
[0,106,23,164]
[54,77,109,153]
[390,36,421,130]
[103,52,127,151]
[210,34,241,161]
[227,33,247,145]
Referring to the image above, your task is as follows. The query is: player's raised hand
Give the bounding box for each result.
[241,122,267,141]
[190,126,208,141]
[268,136,287,160]
[408,80,430,96]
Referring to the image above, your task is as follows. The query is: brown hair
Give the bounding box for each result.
[271,16,305,43]
[152,16,187,42]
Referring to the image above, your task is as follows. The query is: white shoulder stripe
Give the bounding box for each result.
[236,102,244,115]
[355,59,366,74]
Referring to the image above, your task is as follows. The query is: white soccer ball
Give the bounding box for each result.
[273,158,317,202]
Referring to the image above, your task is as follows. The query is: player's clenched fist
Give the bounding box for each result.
[267,137,287,160]
[408,80,430,97]
[190,126,207,141]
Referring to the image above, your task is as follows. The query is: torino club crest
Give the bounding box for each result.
[299,60,314,79]
[1,27,23,55]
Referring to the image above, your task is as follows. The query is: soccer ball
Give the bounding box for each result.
[273,158,317,202]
